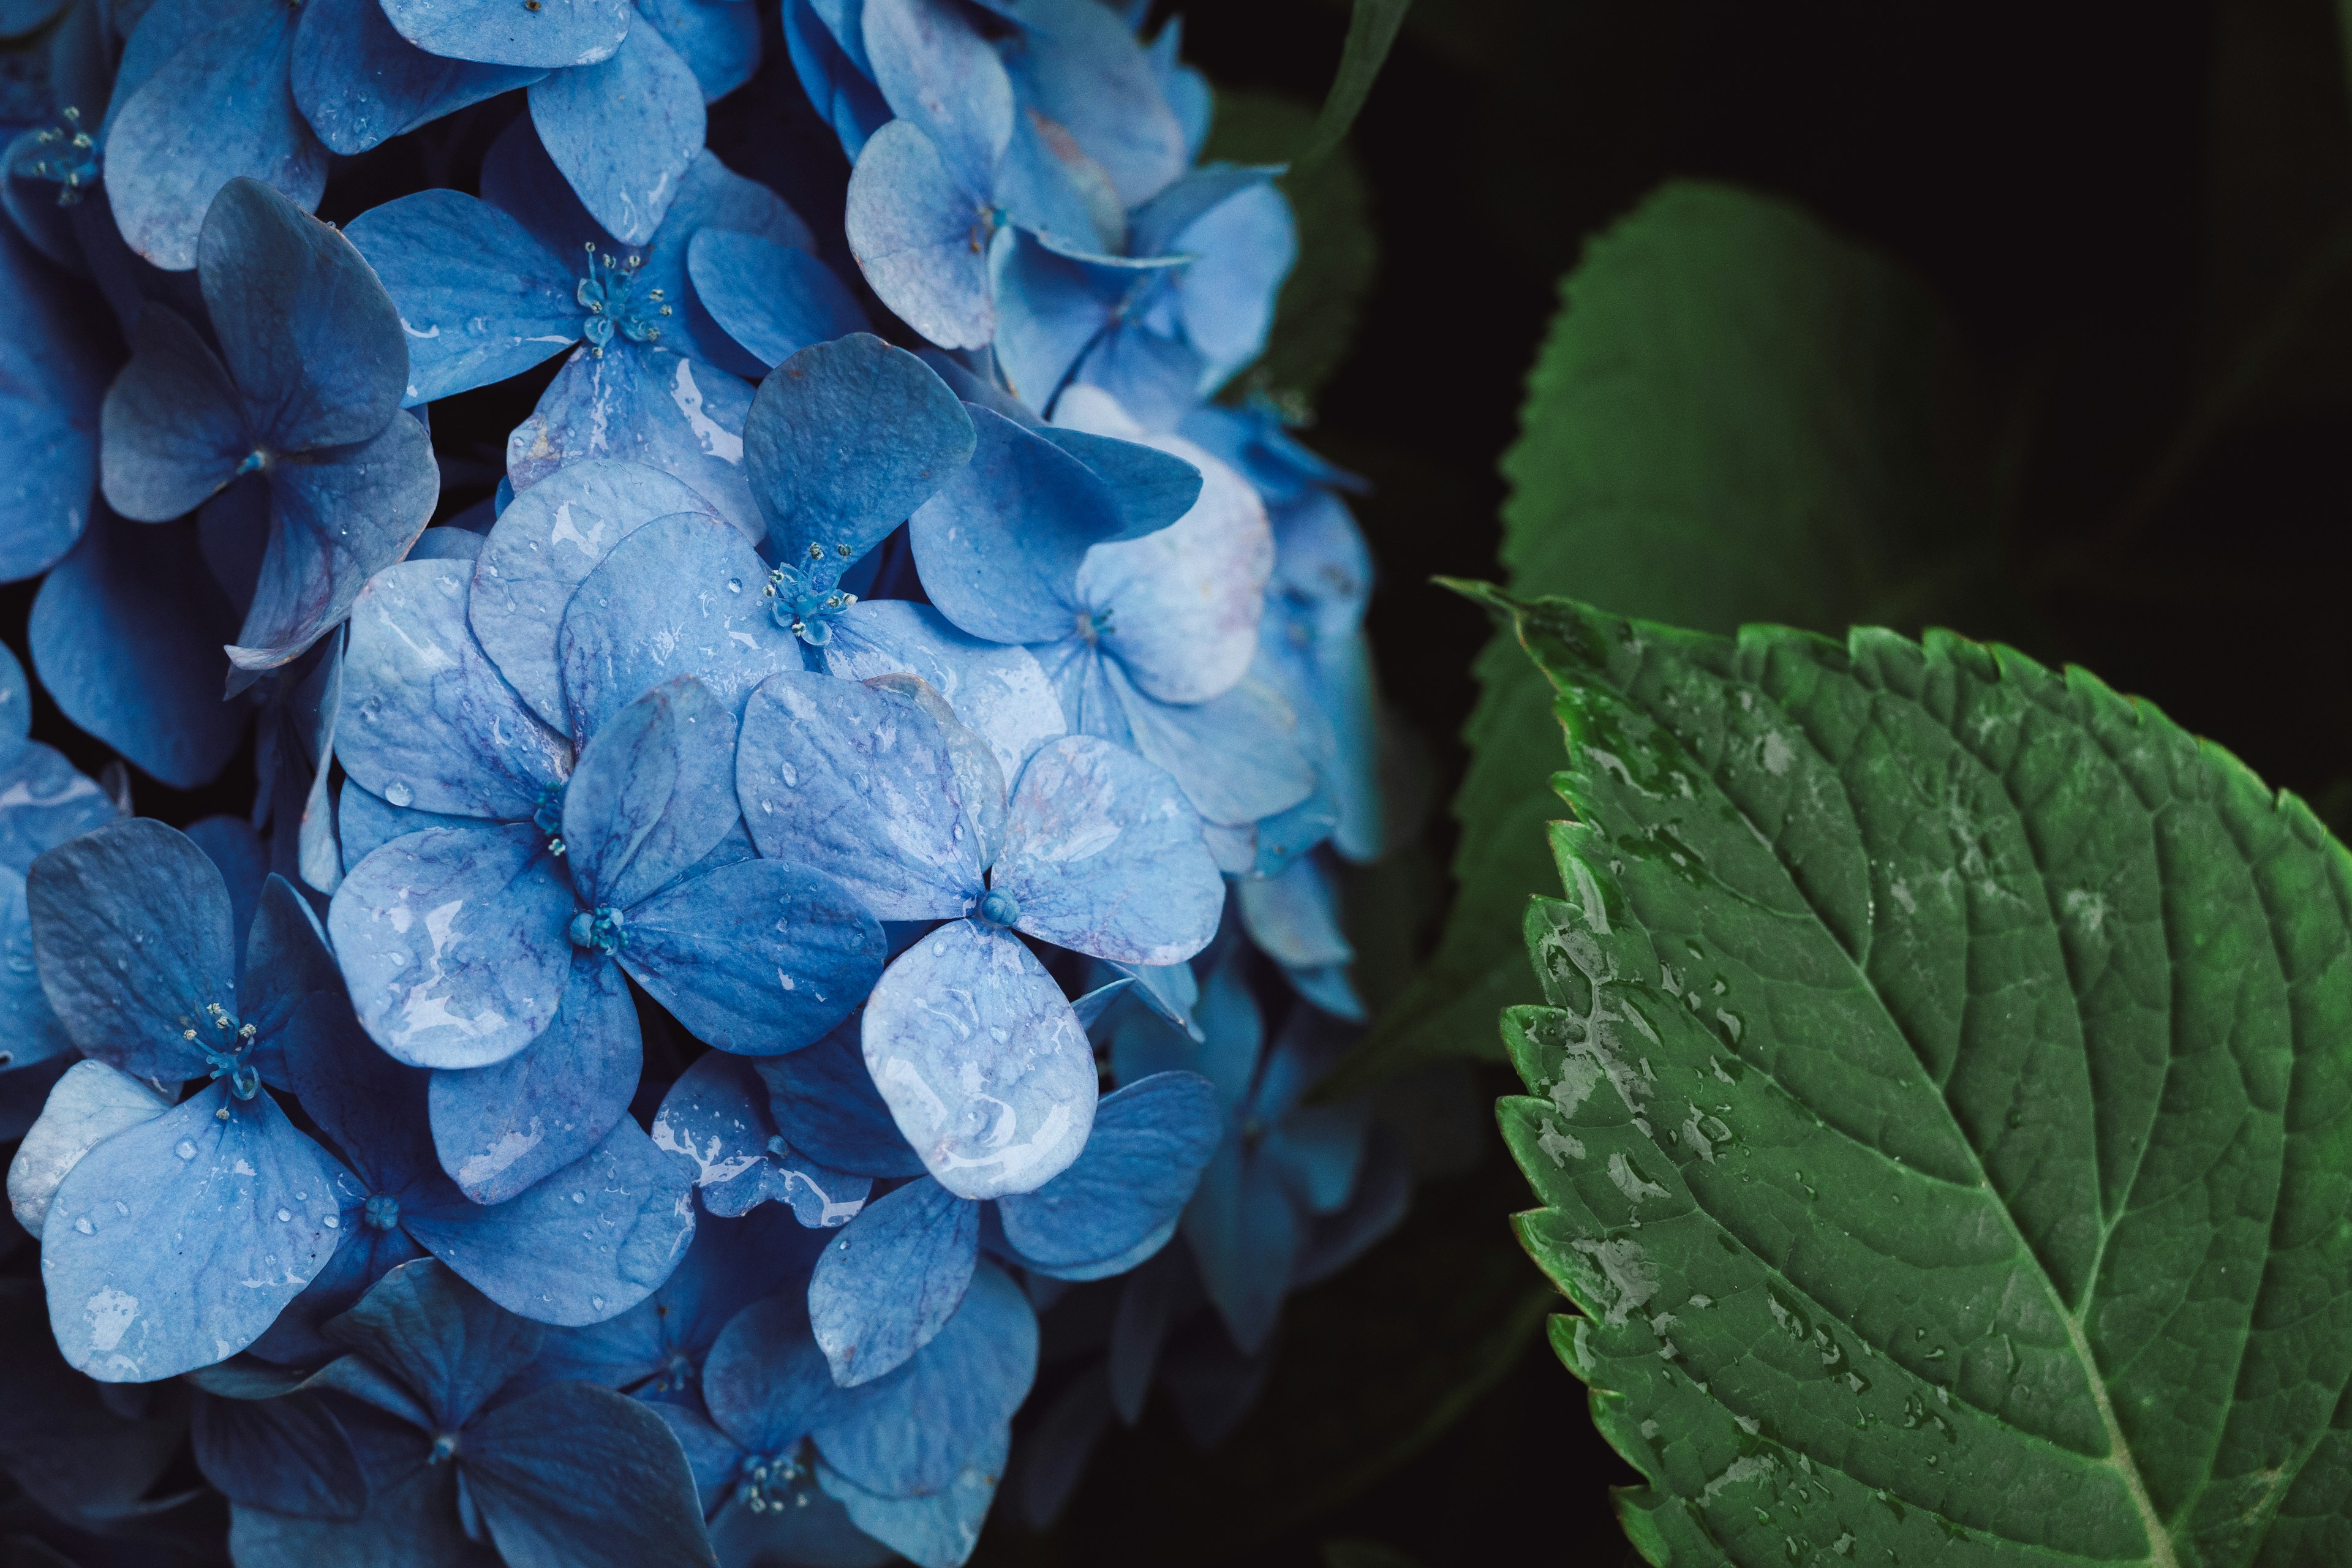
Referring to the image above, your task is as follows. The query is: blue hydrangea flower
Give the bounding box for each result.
[653,1050,874,1227]
[228,1259,715,1567]
[680,1260,1038,1568]
[735,668,1223,1198]
[95,177,439,685]
[12,821,352,1381]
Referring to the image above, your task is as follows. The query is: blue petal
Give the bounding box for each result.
[995,104,1125,257]
[815,1429,1006,1568]
[190,1384,368,1520]
[0,229,105,580]
[337,777,481,870]
[344,190,581,405]
[745,333,975,568]
[809,1260,1033,1494]
[225,1405,495,1566]
[990,0,1183,208]
[380,0,630,69]
[619,857,883,1054]
[736,671,981,921]
[43,1081,343,1380]
[184,816,263,973]
[756,1020,927,1178]
[236,871,345,1063]
[470,457,722,734]
[652,1050,870,1223]
[635,0,761,100]
[0,742,119,875]
[281,967,437,1198]
[462,1379,715,1568]
[564,674,737,911]
[198,179,412,449]
[686,230,869,369]
[530,1200,824,1397]
[782,0,891,159]
[1104,658,1315,829]
[654,1401,744,1513]
[402,1117,695,1326]
[1036,429,1200,544]
[1235,851,1352,970]
[1161,182,1294,393]
[99,304,247,522]
[293,0,545,156]
[1072,432,1270,704]
[861,0,1011,194]
[701,1291,837,1455]
[509,345,763,541]
[325,1257,543,1429]
[995,1070,1218,1275]
[647,154,823,376]
[1262,1103,1368,1219]
[6,1060,172,1238]
[862,919,1093,1199]
[327,823,575,1069]
[1073,316,1205,432]
[27,817,233,1082]
[529,20,706,246]
[0,867,72,1081]
[230,412,442,677]
[986,227,1130,413]
[843,119,993,350]
[995,734,1221,965]
[428,955,639,1204]
[1112,949,1253,1109]
[556,511,799,742]
[909,406,1122,645]
[1125,163,1280,260]
[807,1175,977,1385]
[823,600,1067,786]
[339,559,573,822]
[102,0,327,271]
[409,527,486,563]
[712,1482,895,1568]
[1178,1140,1298,1356]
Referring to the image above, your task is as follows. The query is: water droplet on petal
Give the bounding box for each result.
[276,1208,292,1223]
[175,1140,197,1160]
[74,1217,92,1234]
[383,780,414,809]
[323,1214,339,1229]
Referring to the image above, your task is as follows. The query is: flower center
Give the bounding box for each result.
[362,1194,401,1231]
[184,1003,260,1099]
[1076,609,1112,643]
[21,107,97,206]
[427,1432,460,1465]
[765,545,859,646]
[568,905,627,954]
[978,887,1020,927]
[533,782,567,856]
[738,1449,810,1515]
[576,244,671,354]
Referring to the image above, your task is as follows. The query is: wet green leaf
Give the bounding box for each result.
[1483,586,2352,1566]
[1341,181,1984,1094]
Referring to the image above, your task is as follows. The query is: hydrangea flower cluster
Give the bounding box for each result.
[0,1,1415,1561]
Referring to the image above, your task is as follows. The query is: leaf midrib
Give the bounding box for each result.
[1586,636,2184,1568]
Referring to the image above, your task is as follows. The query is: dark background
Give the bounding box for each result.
[10,1,2350,1562]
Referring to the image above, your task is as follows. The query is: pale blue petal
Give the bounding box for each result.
[529,19,705,246]
[991,0,1182,207]
[807,1175,976,1385]
[402,1118,696,1325]
[635,0,760,100]
[509,344,763,542]
[339,558,573,822]
[861,0,1011,194]
[909,407,1122,645]
[556,511,798,742]
[861,920,1093,1200]
[42,1082,342,1381]
[6,1060,172,1239]
[735,671,979,921]
[823,600,1066,786]
[428,956,639,1204]
[293,0,545,156]
[993,734,1220,965]
[337,778,480,870]
[326,823,574,1069]
[470,457,722,734]
[563,674,738,912]
[1105,660,1314,829]
[843,119,993,350]
[986,227,1123,412]
[0,742,119,875]
[815,1430,1005,1568]
[1164,182,1294,393]
[1124,163,1278,259]
[781,0,891,159]
[380,0,630,70]
[618,858,883,1055]
[686,230,869,369]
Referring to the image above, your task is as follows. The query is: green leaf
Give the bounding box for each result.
[1294,0,1413,175]
[1482,585,2352,1566]
[1336,181,1987,1096]
[1203,89,1378,409]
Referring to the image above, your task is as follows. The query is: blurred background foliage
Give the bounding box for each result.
[970,0,2352,1561]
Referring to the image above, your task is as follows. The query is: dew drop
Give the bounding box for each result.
[276,1208,292,1223]
[113,1200,127,1215]
[323,1214,339,1229]
[572,1191,586,1204]
[383,780,414,809]
[175,1140,197,1160]
[725,578,742,594]
[591,1295,605,1310]
[74,1217,92,1234]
